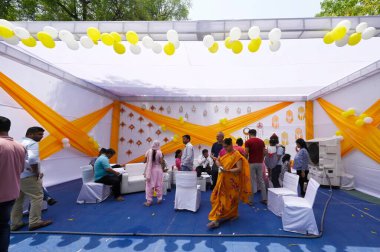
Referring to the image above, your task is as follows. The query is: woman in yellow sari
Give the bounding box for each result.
[207,138,252,229]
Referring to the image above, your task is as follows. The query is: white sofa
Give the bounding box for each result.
[121,163,146,194]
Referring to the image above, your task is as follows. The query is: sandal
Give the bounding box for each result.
[144,201,152,207]
[207,221,220,229]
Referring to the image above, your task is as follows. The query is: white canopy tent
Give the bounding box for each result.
[1,17,379,197]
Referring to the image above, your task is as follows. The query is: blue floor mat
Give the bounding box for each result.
[9,179,380,252]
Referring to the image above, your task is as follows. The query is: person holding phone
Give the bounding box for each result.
[207,138,252,229]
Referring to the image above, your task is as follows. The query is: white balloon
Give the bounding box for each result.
[268,28,282,41]
[167,29,178,42]
[130,44,141,55]
[61,138,69,144]
[362,27,376,40]
[152,43,162,54]
[364,117,373,124]
[269,40,281,52]
[142,36,154,49]
[43,26,58,39]
[66,39,79,50]
[229,27,241,41]
[0,19,14,29]
[4,36,19,45]
[202,35,214,48]
[248,26,260,39]
[14,27,30,39]
[173,40,180,49]
[80,36,94,49]
[336,20,351,30]
[356,22,368,33]
[59,30,74,42]
[335,35,349,47]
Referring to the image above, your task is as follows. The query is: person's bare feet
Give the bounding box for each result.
[116,196,125,201]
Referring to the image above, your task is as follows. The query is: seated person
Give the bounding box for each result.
[94,148,124,201]
[195,149,213,177]
[89,148,107,168]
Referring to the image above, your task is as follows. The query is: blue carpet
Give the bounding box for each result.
[9,179,380,252]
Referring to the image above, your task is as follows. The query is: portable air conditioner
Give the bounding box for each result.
[306,137,343,187]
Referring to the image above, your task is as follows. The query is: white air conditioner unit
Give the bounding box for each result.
[306,137,343,187]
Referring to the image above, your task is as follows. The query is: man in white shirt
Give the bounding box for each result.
[11,127,52,231]
[195,149,213,177]
[180,135,194,171]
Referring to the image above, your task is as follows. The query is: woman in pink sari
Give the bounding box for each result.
[143,140,164,206]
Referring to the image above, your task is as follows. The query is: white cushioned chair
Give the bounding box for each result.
[282,178,320,235]
[76,165,110,204]
[174,171,201,212]
[268,172,299,216]
[121,163,146,194]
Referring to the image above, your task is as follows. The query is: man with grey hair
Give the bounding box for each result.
[210,132,225,189]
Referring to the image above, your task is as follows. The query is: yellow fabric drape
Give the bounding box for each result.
[123,101,293,163]
[0,72,99,158]
[40,104,113,159]
[305,100,314,140]
[110,101,121,163]
[340,99,380,157]
[317,98,380,163]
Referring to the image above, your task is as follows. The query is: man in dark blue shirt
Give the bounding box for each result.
[210,132,224,189]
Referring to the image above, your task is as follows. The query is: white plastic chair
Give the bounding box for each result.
[268,172,299,216]
[76,165,110,204]
[282,178,320,235]
[174,171,201,212]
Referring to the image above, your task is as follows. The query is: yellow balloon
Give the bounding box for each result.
[332,26,347,41]
[0,25,14,38]
[359,113,368,119]
[113,42,126,54]
[225,37,232,49]
[208,42,219,53]
[348,33,361,46]
[21,36,37,47]
[87,27,101,42]
[164,42,175,55]
[248,37,262,52]
[346,108,356,116]
[101,33,114,46]
[231,40,243,54]
[37,31,55,48]
[341,111,349,118]
[355,119,364,127]
[323,32,334,44]
[111,32,122,42]
[126,31,139,45]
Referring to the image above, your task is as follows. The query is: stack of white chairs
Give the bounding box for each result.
[174,171,201,212]
[76,165,110,204]
[282,178,321,235]
[268,172,299,216]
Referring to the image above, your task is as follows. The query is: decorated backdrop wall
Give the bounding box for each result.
[118,101,306,167]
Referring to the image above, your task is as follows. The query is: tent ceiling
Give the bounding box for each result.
[10,16,380,41]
